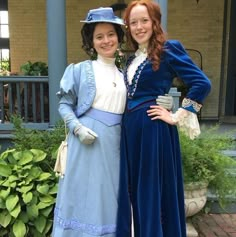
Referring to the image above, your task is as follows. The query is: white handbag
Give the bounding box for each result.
[54,122,68,178]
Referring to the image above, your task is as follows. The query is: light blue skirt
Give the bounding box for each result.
[52,111,121,237]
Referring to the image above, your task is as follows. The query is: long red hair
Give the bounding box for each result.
[124,0,167,70]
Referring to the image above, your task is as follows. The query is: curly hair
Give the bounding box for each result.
[81,23,125,58]
[124,0,167,70]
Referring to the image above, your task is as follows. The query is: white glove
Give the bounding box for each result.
[74,124,98,145]
[156,94,174,111]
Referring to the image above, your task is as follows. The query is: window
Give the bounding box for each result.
[0,0,9,71]
[0,11,9,38]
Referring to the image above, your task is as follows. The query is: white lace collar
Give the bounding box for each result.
[135,44,148,57]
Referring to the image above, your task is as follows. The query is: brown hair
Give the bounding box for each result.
[81,23,124,57]
[124,0,167,70]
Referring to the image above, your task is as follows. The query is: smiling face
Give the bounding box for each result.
[93,23,119,58]
[128,4,153,47]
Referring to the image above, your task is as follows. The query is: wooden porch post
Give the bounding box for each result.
[46,0,67,127]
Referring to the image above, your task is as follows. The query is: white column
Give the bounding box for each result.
[154,0,168,31]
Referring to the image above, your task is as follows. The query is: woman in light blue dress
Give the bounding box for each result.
[52,7,127,237]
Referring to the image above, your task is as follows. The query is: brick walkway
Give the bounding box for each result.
[192,213,236,237]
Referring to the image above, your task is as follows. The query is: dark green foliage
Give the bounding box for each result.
[180,125,236,207]
[0,115,66,236]
[0,149,57,237]
[11,115,65,167]
[20,61,48,76]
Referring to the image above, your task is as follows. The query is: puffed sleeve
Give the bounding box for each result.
[165,40,211,111]
[56,63,81,133]
[165,40,212,139]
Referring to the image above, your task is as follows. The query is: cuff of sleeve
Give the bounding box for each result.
[171,108,201,140]
[181,98,202,113]
[64,113,81,133]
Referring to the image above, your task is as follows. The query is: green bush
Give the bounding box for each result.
[0,148,58,237]
[0,115,66,236]
[11,115,65,167]
[180,125,236,207]
[20,61,48,76]
[0,58,10,72]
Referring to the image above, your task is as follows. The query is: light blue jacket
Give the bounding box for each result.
[57,60,96,133]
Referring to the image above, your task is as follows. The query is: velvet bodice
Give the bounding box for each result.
[124,40,211,110]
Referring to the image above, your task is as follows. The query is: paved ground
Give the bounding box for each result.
[191,213,236,237]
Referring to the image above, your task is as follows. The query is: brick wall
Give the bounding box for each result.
[9,0,48,74]
[168,0,225,119]
[8,0,117,72]
[8,0,228,119]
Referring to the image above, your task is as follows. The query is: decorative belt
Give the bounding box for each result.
[85,108,122,126]
[126,99,156,113]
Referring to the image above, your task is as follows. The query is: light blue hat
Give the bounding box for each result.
[80,7,124,25]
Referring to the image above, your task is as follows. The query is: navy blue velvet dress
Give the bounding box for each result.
[116,40,211,237]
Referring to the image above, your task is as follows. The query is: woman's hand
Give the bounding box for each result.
[147,105,176,125]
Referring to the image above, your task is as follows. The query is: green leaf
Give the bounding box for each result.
[30,195,39,205]
[49,184,58,194]
[17,180,26,186]
[0,159,7,165]
[16,151,33,165]
[9,181,16,188]
[8,175,18,183]
[0,149,16,160]
[34,215,46,233]
[37,184,49,195]
[0,198,5,208]
[0,210,12,227]
[17,184,34,193]
[29,167,42,178]
[13,220,26,237]
[10,203,21,218]
[42,219,53,235]
[0,163,12,177]
[38,172,51,181]
[22,164,33,170]
[39,195,55,204]
[40,206,53,216]
[0,187,10,200]
[24,176,34,185]
[27,204,39,219]
[28,228,41,237]
[6,195,19,212]
[1,179,10,187]
[18,211,29,223]
[22,192,33,204]
[37,202,52,210]
[30,149,47,162]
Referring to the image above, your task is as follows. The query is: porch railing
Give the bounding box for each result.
[0,76,181,132]
[0,76,49,130]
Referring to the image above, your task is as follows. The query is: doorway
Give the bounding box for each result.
[225,0,236,117]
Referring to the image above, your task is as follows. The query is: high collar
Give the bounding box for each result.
[96,54,116,66]
[135,43,148,57]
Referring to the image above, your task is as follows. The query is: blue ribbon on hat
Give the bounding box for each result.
[81,7,124,25]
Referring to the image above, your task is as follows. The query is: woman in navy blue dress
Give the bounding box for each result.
[116,1,211,237]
